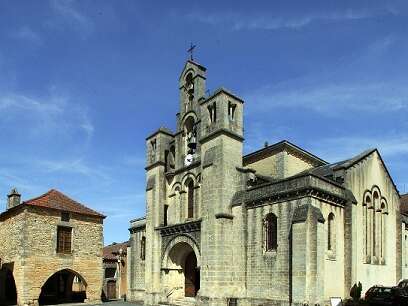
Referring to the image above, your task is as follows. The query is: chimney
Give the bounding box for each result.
[7,188,21,209]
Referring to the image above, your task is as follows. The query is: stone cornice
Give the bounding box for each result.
[145,128,174,140]
[145,161,166,171]
[156,219,201,237]
[232,173,351,208]
[171,160,201,175]
[129,224,146,234]
[199,128,244,144]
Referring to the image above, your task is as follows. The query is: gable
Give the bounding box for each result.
[243,140,327,180]
[339,149,399,198]
[343,150,400,213]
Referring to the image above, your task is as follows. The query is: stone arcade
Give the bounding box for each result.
[127,59,408,306]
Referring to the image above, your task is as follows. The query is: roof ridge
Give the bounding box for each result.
[51,189,103,216]
[243,139,327,166]
[25,188,105,218]
[24,189,53,204]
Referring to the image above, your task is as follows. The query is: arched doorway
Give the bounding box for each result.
[162,239,200,299]
[39,269,87,305]
[0,267,17,305]
[184,251,199,297]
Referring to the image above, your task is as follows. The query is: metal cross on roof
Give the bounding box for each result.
[187,43,196,61]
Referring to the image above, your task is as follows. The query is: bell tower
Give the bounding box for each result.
[175,60,207,169]
[178,60,206,118]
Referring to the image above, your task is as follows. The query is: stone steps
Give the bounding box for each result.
[166,297,197,306]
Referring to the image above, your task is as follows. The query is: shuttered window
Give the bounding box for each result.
[57,226,72,254]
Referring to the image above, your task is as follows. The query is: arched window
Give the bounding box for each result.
[373,191,379,257]
[362,187,387,264]
[164,204,169,226]
[185,72,194,97]
[380,200,387,260]
[184,116,197,156]
[140,236,146,260]
[327,213,335,251]
[264,213,277,251]
[363,194,372,260]
[187,180,194,219]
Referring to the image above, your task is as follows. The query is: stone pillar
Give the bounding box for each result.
[291,221,308,303]
[291,204,325,305]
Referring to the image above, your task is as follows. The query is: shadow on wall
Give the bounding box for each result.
[39,269,87,305]
[0,266,17,306]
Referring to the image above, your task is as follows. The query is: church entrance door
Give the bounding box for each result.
[184,251,199,297]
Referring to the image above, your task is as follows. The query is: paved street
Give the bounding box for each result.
[46,302,143,306]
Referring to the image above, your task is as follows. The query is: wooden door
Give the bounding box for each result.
[184,252,198,297]
[107,281,116,300]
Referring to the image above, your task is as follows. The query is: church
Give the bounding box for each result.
[127,58,408,306]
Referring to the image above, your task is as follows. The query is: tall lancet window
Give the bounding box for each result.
[327,213,336,251]
[185,72,194,107]
[187,180,194,219]
[373,191,379,258]
[363,194,372,261]
[264,213,278,251]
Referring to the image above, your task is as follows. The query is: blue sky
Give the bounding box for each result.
[0,1,407,245]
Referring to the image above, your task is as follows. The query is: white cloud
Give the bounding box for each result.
[49,0,93,37]
[10,26,42,45]
[0,91,94,139]
[38,158,111,181]
[187,8,393,31]
[310,135,408,163]
[0,93,63,113]
[245,82,408,115]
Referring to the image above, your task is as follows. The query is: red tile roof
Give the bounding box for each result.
[402,194,408,215]
[103,241,129,261]
[24,189,105,218]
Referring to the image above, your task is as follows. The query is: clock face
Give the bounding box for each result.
[184,154,193,166]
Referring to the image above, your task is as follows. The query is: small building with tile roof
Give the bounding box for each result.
[102,241,129,301]
[0,188,105,306]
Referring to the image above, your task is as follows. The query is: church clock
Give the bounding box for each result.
[184,154,194,166]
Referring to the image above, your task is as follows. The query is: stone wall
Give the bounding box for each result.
[128,227,146,301]
[344,151,400,293]
[245,151,285,179]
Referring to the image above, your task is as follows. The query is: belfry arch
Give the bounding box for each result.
[162,235,200,299]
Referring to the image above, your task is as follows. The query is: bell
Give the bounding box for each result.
[187,141,197,150]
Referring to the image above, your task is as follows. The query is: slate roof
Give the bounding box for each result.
[103,241,129,261]
[24,189,105,218]
[306,148,399,195]
[401,194,408,216]
[304,149,377,179]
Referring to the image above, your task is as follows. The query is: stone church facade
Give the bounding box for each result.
[128,59,407,306]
